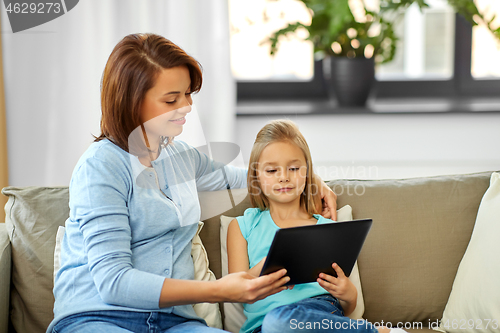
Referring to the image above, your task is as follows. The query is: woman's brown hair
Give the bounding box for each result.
[95,33,202,152]
[247,119,322,215]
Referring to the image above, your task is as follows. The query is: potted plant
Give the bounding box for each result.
[266,0,500,106]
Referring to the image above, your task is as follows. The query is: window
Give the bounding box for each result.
[472,0,500,78]
[376,1,455,81]
[230,0,500,102]
[229,0,313,81]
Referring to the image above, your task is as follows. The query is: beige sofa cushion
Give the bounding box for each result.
[327,172,492,325]
[198,188,251,279]
[2,186,69,333]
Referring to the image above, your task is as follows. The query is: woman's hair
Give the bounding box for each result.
[248,119,322,215]
[95,33,202,152]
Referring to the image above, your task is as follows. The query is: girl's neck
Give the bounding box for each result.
[268,198,315,228]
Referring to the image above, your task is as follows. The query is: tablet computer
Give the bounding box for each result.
[259,219,372,286]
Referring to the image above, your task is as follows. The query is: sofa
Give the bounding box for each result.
[0,171,498,333]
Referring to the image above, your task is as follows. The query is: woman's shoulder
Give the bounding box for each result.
[72,140,132,179]
[80,139,128,163]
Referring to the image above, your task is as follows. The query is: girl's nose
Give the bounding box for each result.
[279,171,290,183]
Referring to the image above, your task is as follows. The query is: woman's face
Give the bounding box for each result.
[140,65,193,141]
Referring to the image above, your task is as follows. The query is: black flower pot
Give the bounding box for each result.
[325,57,375,107]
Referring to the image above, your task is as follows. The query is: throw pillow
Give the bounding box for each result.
[191,221,223,328]
[438,172,500,333]
[220,205,365,333]
[53,222,222,328]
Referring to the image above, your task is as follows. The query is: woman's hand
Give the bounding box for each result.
[215,269,289,304]
[317,263,357,315]
[319,180,337,221]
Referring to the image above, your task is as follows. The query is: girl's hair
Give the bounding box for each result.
[248,119,322,215]
[95,33,202,152]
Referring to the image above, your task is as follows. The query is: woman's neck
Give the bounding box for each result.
[137,146,160,167]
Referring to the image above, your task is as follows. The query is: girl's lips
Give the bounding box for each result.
[170,117,186,125]
[276,187,294,192]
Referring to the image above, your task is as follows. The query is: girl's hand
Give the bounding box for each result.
[216,269,290,304]
[317,263,357,314]
[319,181,337,221]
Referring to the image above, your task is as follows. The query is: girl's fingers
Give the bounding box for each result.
[317,278,337,293]
[319,272,338,285]
[332,263,346,278]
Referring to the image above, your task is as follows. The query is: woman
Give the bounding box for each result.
[48,33,337,333]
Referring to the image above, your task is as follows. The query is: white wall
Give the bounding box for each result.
[235,112,500,180]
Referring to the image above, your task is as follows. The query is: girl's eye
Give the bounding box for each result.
[166,100,176,104]
[265,169,277,173]
[289,167,299,171]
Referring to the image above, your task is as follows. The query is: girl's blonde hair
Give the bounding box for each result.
[248,119,322,215]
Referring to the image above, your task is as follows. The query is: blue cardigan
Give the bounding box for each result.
[49,139,246,332]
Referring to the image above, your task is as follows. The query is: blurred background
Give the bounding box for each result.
[0,0,499,211]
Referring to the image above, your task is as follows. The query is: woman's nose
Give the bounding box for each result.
[177,102,192,115]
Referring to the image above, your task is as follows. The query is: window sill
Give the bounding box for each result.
[236,97,500,116]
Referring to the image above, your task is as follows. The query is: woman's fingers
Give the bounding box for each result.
[248,269,289,302]
[320,182,338,221]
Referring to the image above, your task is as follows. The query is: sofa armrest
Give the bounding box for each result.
[0,223,11,333]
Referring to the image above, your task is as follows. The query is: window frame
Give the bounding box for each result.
[236,14,500,102]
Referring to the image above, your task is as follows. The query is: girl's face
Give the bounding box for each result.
[257,141,308,206]
[140,65,193,141]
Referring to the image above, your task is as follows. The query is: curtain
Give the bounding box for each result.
[0,0,236,187]
[0,13,8,217]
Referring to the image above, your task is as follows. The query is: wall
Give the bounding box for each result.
[234,112,500,180]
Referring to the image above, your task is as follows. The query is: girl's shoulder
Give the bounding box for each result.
[314,214,337,225]
[235,207,268,239]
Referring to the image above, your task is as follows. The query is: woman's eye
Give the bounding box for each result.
[265,170,277,173]
[289,167,299,171]
[166,100,176,104]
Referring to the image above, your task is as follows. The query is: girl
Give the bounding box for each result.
[227,120,402,333]
[48,34,337,333]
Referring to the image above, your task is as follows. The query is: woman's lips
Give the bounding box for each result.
[170,117,186,125]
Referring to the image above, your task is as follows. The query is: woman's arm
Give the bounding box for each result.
[314,173,338,221]
[158,217,290,307]
[158,269,289,307]
[191,143,247,191]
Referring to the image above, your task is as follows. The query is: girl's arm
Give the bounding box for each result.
[227,219,265,277]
